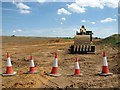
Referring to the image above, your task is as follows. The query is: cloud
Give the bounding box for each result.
[60,22,63,24]
[100,0,119,8]
[57,8,72,15]
[65,0,119,14]
[16,29,23,32]
[13,30,16,33]
[37,0,57,3]
[16,3,30,10]
[12,0,15,4]
[37,0,47,3]
[100,17,116,23]
[13,29,23,33]
[61,17,66,21]
[81,20,86,22]
[20,10,31,14]
[75,0,104,9]
[37,0,71,3]
[13,2,31,14]
[66,3,86,13]
[76,0,119,8]
[91,22,96,24]
[37,0,119,9]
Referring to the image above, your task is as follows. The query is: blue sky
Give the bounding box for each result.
[2,0,119,38]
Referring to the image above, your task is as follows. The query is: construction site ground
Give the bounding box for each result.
[1,36,120,88]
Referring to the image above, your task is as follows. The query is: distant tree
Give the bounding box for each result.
[95,37,100,39]
[11,35,16,37]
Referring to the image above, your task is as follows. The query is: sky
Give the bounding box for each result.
[2,0,119,38]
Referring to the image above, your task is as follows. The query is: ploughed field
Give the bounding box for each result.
[1,36,119,88]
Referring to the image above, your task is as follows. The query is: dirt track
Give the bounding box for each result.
[1,36,120,88]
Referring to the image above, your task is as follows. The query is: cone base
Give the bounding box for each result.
[47,73,61,77]
[98,72,113,76]
[2,71,17,77]
[26,70,38,74]
[72,73,83,77]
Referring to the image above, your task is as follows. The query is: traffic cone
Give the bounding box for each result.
[73,57,82,76]
[27,55,38,74]
[47,52,61,77]
[98,52,113,76]
[2,52,17,76]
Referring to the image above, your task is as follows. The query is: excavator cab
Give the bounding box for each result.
[76,25,86,35]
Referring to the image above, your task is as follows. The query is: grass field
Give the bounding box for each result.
[100,34,120,46]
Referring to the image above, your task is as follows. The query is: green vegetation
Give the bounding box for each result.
[60,37,74,41]
[94,37,101,39]
[101,34,120,46]
[11,35,16,37]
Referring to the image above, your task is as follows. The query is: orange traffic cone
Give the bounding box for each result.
[2,52,17,76]
[98,52,113,76]
[47,52,61,77]
[73,57,82,76]
[27,55,38,74]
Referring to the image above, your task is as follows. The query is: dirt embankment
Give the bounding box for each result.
[1,36,119,88]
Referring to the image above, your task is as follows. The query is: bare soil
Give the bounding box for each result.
[1,36,120,88]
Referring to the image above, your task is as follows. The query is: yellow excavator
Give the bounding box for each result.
[70,25,95,53]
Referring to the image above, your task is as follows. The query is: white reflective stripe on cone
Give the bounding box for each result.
[53,58,58,67]
[30,60,35,67]
[75,62,80,69]
[7,57,12,66]
[103,57,108,66]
